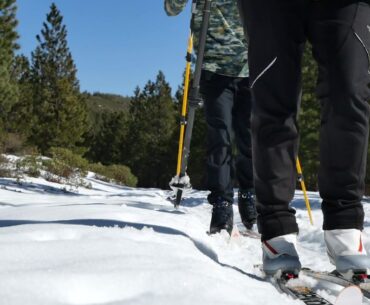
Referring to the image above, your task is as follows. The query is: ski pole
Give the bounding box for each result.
[175,36,193,177]
[170,1,197,206]
[170,0,212,208]
[179,0,211,170]
[296,157,314,225]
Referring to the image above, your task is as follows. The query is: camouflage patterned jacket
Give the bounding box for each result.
[164,0,249,78]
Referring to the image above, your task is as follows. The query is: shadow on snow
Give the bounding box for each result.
[0,178,80,196]
[0,218,262,282]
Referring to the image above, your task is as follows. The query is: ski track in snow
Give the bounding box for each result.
[0,175,369,305]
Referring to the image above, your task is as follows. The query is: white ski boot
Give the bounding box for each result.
[325,229,370,280]
[262,233,302,277]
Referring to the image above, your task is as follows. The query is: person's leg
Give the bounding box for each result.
[309,0,370,231]
[238,0,305,241]
[238,0,307,275]
[202,71,235,203]
[201,70,236,234]
[308,0,370,276]
[233,77,253,190]
[232,77,257,229]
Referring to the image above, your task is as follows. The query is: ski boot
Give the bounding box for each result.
[325,229,370,282]
[238,189,257,230]
[209,198,234,235]
[262,233,302,277]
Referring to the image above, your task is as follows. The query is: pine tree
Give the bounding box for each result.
[88,111,128,164]
[126,71,178,188]
[9,55,34,135]
[30,3,88,153]
[0,0,19,131]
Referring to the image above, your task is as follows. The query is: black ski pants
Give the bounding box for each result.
[200,71,254,204]
[238,0,370,240]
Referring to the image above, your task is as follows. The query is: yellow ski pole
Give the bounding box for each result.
[176,35,193,176]
[170,0,211,207]
[296,157,314,225]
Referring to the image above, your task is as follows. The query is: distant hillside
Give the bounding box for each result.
[84,92,131,113]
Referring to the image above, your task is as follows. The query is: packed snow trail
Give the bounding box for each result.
[0,174,369,305]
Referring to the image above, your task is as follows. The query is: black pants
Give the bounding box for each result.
[200,71,253,204]
[238,0,370,240]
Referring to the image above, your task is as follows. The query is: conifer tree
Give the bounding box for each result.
[88,111,128,164]
[0,0,19,131]
[30,3,88,153]
[126,71,177,188]
[9,55,34,135]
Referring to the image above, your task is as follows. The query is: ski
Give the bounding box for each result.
[228,225,261,240]
[273,272,333,305]
[302,267,370,299]
[236,223,261,239]
[254,266,333,304]
[239,228,261,239]
[335,286,363,305]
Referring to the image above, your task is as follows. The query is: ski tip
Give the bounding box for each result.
[231,225,240,238]
[236,223,261,239]
[335,285,363,305]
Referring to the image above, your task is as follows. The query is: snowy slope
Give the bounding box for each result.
[0,174,369,305]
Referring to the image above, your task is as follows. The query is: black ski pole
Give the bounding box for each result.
[170,0,212,208]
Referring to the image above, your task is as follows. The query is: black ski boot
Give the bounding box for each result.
[209,198,234,235]
[238,189,257,230]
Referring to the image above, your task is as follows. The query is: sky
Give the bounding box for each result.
[16,0,191,97]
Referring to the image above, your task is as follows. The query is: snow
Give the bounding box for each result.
[0,175,369,305]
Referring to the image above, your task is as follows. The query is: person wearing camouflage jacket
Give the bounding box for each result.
[165,0,248,77]
[165,0,256,235]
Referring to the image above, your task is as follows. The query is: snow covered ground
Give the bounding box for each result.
[0,173,369,305]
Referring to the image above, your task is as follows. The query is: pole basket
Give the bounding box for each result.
[169,174,192,207]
